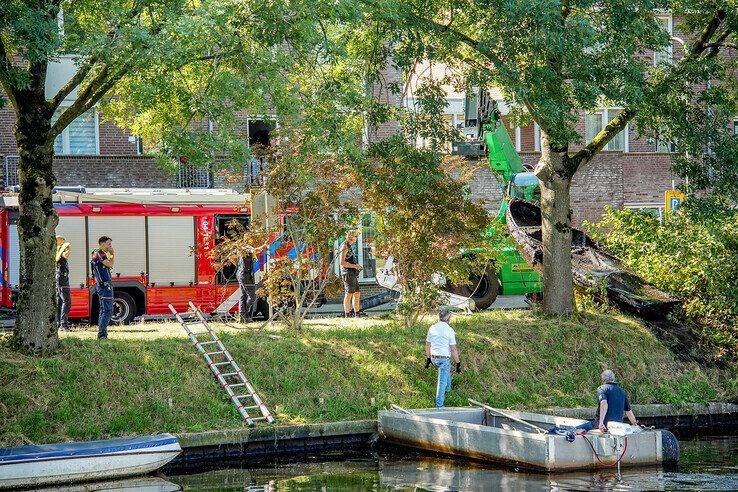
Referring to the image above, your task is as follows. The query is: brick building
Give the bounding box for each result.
[1,14,734,298]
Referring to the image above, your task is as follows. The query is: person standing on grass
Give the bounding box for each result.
[339,230,363,317]
[55,235,72,332]
[425,307,461,408]
[91,236,115,340]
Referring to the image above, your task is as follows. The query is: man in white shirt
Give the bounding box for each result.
[425,307,461,408]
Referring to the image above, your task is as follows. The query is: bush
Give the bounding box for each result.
[587,204,738,361]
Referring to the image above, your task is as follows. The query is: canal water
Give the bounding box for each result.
[167,435,738,491]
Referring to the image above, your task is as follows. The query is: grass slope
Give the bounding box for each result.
[1,310,735,446]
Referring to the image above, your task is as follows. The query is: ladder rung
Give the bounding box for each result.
[191,331,211,335]
[199,341,218,346]
[234,394,255,399]
[228,383,246,388]
[221,372,239,377]
[213,362,232,366]
[239,405,260,410]
[205,351,225,356]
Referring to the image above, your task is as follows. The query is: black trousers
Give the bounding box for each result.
[56,285,71,329]
[238,281,256,320]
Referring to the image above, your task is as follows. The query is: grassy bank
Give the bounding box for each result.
[1,310,736,446]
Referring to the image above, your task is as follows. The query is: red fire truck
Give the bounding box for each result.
[0,188,282,324]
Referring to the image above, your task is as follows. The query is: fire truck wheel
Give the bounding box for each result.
[112,291,137,325]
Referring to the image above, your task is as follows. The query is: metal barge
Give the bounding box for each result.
[378,406,679,472]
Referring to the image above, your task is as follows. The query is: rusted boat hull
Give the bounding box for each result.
[506,199,678,319]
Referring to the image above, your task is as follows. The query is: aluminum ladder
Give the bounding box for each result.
[169,301,275,427]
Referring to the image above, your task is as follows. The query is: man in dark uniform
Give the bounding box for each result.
[236,248,257,322]
[91,236,115,339]
[55,235,71,331]
[339,230,363,317]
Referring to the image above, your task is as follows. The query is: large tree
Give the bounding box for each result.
[363,0,736,314]
[0,0,364,353]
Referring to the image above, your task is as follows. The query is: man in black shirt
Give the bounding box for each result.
[55,235,71,331]
[236,249,256,322]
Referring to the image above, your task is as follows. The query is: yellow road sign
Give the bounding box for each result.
[665,190,684,212]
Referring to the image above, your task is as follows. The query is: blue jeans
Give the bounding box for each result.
[575,420,597,432]
[96,284,113,339]
[433,357,452,408]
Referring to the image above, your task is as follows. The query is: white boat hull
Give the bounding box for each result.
[0,441,181,489]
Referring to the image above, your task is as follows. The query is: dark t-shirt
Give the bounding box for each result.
[91,248,113,284]
[237,254,255,284]
[595,382,631,425]
[56,257,70,287]
[339,241,358,276]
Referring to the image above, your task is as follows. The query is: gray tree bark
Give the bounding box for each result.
[11,71,60,353]
[535,131,574,315]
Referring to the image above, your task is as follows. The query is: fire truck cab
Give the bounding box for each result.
[0,188,277,324]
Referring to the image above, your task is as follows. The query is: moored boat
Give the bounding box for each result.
[0,434,181,489]
[379,406,679,472]
[506,198,678,319]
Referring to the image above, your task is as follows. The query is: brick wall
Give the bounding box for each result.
[367,64,402,143]
[54,155,176,188]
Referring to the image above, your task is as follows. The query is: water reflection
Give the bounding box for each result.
[167,436,738,491]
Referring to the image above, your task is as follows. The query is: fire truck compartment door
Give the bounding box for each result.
[56,216,87,288]
[88,216,146,278]
[148,216,195,285]
[7,223,19,289]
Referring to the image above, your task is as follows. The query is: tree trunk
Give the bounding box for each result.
[536,135,574,315]
[12,107,59,353]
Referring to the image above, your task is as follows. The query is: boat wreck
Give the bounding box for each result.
[506,198,678,319]
[379,406,679,472]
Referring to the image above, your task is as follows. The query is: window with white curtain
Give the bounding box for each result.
[584,108,627,151]
[52,108,98,155]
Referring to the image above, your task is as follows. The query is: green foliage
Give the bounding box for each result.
[1,310,734,446]
[361,136,498,326]
[589,205,738,359]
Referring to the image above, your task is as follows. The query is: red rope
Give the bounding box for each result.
[581,435,628,467]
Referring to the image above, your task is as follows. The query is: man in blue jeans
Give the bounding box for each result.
[575,369,639,433]
[425,308,461,407]
[91,236,115,340]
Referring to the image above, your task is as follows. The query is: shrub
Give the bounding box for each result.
[587,203,738,361]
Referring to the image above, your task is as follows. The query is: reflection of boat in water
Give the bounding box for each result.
[33,476,181,492]
[506,199,678,319]
[0,434,181,489]
[379,407,679,472]
[378,456,671,491]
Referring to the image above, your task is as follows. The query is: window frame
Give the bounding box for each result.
[654,14,674,66]
[584,108,629,152]
[53,107,100,155]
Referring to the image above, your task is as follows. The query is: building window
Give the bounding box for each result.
[52,108,98,155]
[534,122,540,152]
[585,109,628,151]
[733,119,737,135]
[654,15,673,66]
[656,139,677,153]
